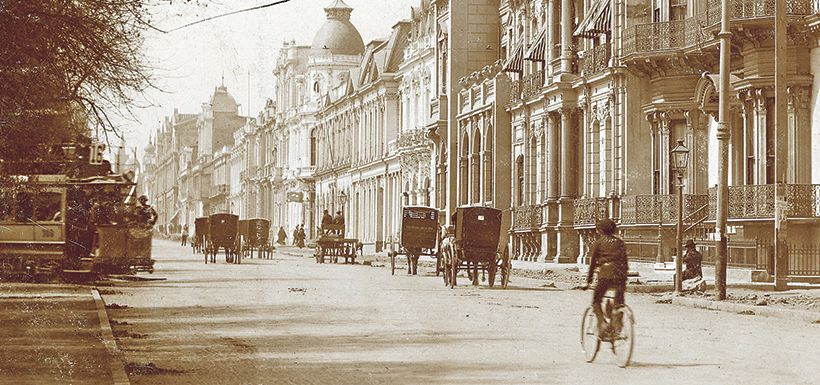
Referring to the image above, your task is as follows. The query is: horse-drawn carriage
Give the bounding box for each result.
[442,206,510,288]
[192,216,208,254]
[314,224,361,264]
[389,206,442,276]
[204,213,240,264]
[240,218,273,259]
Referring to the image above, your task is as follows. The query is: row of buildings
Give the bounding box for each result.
[142,0,820,279]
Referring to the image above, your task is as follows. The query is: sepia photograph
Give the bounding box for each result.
[0,0,819,384]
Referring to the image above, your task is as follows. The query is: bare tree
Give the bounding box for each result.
[0,0,174,161]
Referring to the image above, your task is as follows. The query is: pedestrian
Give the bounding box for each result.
[332,211,345,226]
[292,227,298,246]
[181,224,189,246]
[297,224,306,248]
[583,218,628,339]
[277,226,287,245]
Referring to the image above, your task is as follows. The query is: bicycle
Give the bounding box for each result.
[580,287,635,367]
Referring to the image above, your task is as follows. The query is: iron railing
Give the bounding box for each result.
[509,70,544,105]
[620,194,709,225]
[580,43,611,77]
[513,204,542,229]
[624,0,815,56]
[707,184,820,220]
[574,197,609,225]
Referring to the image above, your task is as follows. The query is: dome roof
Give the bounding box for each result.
[311,0,365,56]
[210,84,238,113]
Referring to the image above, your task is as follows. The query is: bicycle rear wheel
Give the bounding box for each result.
[580,306,600,363]
[610,305,635,368]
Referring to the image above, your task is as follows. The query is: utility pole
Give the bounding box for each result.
[715,0,731,300]
[773,0,789,291]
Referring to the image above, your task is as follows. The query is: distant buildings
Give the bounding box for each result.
[142,0,820,280]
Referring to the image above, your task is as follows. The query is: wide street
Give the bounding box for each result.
[102,239,818,385]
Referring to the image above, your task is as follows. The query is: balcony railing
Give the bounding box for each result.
[396,128,429,150]
[620,194,709,225]
[624,0,814,57]
[580,43,611,77]
[513,204,543,230]
[707,184,820,220]
[509,70,544,105]
[574,197,609,225]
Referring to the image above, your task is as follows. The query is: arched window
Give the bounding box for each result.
[472,129,481,204]
[484,125,494,201]
[310,128,317,166]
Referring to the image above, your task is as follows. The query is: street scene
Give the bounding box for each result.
[2,0,820,384]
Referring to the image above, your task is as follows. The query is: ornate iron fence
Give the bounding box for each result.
[513,204,542,229]
[620,194,709,225]
[580,43,610,77]
[574,197,608,225]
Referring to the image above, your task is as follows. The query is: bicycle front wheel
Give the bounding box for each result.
[611,305,635,368]
[580,306,600,363]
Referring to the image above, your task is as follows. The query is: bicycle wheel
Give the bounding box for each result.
[610,305,635,368]
[580,306,601,363]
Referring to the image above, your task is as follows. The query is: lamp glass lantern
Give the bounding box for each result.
[671,139,690,175]
[339,191,348,211]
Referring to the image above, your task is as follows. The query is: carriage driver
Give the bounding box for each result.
[582,218,629,339]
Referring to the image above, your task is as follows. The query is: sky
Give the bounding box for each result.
[120,0,418,160]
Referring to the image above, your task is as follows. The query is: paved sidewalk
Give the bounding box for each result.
[0,283,127,385]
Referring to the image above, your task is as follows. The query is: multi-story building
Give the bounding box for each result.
[314,20,408,253]
[141,83,245,232]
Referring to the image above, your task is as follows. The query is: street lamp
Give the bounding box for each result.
[671,139,690,294]
[339,191,348,213]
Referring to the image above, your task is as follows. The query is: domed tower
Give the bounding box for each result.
[311,0,365,56]
[209,84,239,114]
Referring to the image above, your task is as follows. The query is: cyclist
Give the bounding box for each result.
[582,218,628,339]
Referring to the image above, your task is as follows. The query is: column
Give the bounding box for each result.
[544,112,561,261]
[753,89,768,184]
[556,107,579,263]
[560,0,573,75]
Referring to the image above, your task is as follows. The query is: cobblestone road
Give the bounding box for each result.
[102,240,818,385]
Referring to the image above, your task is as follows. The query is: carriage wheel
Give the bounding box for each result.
[487,261,497,287]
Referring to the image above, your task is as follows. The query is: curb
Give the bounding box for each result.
[672,296,820,324]
[91,288,131,385]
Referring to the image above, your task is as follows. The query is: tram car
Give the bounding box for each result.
[0,146,153,280]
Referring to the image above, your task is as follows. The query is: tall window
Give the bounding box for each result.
[460,132,469,205]
[471,131,481,203]
[310,129,317,166]
[516,155,525,205]
[484,125,494,201]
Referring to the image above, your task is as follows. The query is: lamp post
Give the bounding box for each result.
[339,191,348,215]
[671,139,690,294]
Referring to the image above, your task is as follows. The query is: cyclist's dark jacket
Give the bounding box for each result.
[586,234,628,283]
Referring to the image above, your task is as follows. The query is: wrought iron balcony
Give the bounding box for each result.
[579,43,611,78]
[396,128,429,151]
[574,197,609,225]
[707,184,820,220]
[513,204,543,230]
[620,194,709,225]
[509,70,544,105]
[623,0,814,57]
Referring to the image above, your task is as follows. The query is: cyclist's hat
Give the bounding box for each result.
[595,218,617,235]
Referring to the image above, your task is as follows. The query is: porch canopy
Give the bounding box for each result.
[573,0,611,39]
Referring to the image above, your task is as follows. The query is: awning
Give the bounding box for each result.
[525,29,547,62]
[503,43,524,73]
[573,0,611,39]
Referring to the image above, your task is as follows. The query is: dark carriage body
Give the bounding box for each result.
[205,213,239,263]
[246,218,270,247]
[441,206,509,288]
[400,206,439,251]
[453,206,502,260]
